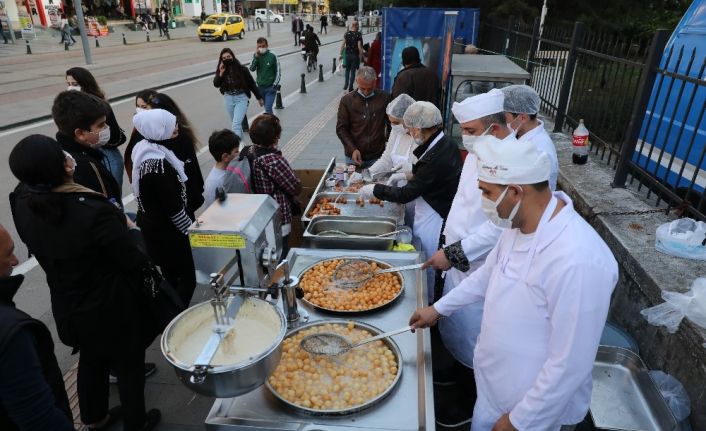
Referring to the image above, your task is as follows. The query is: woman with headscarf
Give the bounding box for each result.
[9,135,161,431]
[132,109,196,306]
[213,48,263,139]
[124,89,160,183]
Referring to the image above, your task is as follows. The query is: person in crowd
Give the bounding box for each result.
[359,101,462,299]
[410,136,618,431]
[200,10,207,24]
[250,37,281,115]
[1,17,8,44]
[59,13,76,45]
[203,129,241,207]
[303,24,321,66]
[124,89,160,182]
[502,84,559,191]
[154,9,163,36]
[365,32,382,88]
[319,12,328,34]
[146,93,205,215]
[160,8,169,37]
[391,46,440,106]
[336,66,391,169]
[132,109,197,306]
[291,13,303,46]
[0,224,74,431]
[241,114,301,259]
[66,67,126,191]
[340,20,364,92]
[9,135,161,431]
[214,48,264,140]
[52,91,123,208]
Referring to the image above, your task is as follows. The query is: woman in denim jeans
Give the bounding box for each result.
[213,48,263,139]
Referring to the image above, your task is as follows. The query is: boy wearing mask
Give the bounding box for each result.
[203,129,243,207]
[250,37,281,114]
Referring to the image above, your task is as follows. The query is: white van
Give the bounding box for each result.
[254,9,284,23]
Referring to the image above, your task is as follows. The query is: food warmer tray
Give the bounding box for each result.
[590,346,678,431]
[301,192,405,227]
[204,248,435,431]
[303,216,398,251]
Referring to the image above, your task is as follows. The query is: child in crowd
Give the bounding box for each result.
[203,129,242,207]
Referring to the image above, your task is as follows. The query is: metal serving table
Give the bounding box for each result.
[204,248,435,431]
[301,158,406,228]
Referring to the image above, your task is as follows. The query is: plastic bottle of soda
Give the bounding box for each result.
[572,119,590,165]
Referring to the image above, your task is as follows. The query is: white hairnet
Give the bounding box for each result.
[501,85,540,115]
[403,101,442,129]
[386,94,416,119]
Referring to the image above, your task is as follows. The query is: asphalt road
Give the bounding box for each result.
[0,37,353,372]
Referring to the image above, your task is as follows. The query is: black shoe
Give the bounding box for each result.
[88,405,123,430]
[109,362,157,383]
[142,409,161,431]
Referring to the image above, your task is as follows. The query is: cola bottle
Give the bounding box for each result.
[572,119,590,165]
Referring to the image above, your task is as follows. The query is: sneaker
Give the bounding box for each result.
[109,362,157,383]
[141,409,161,431]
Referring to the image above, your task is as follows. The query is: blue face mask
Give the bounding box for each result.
[357,89,375,99]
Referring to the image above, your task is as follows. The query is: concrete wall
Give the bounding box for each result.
[543,117,706,429]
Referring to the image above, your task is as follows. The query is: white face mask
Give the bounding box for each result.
[462,124,493,153]
[508,116,525,137]
[258,47,268,54]
[89,126,111,148]
[481,186,522,228]
[390,124,405,135]
[135,107,145,115]
[67,85,81,92]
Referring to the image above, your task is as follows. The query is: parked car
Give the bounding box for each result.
[197,13,245,41]
[254,8,283,23]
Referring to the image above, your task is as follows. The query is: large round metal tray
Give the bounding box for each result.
[265,319,403,416]
[297,256,405,314]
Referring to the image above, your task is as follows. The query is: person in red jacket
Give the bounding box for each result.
[366,32,382,88]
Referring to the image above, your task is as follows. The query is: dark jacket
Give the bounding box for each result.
[391,63,440,107]
[11,190,151,351]
[291,17,303,33]
[213,64,262,100]
[336,89,391,161]
[56,132,123,208]
[304,30,321,53]
[373,131,461,219]
[171,134,205,216]
[105,106,126,149]
[0,275,74,431]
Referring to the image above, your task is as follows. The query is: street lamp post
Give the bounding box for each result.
[357,0,362,20]
[72,0,93,64]
[265,0,270,37]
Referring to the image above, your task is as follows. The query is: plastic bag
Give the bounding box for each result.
[641,278,706,333]
[648,371,691,422]
[335,62,344,76]
[655,218,706,260]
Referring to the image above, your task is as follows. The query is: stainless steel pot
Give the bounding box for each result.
[161,296,287,398]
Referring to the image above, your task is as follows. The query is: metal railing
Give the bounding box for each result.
[480,17,705,221]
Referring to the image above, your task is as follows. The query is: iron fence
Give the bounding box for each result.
[480,17,706,221]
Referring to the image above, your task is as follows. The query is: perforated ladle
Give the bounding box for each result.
[300,325,413,356]
[332,260,424,288]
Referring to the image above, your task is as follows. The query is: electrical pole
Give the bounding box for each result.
[357,0,362,20]
[72,0,93,64]
[265,0,270,37]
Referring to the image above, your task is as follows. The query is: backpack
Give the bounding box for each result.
[222,156,252,193]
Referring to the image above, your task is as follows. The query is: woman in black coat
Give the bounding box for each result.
[213,47,263,140]
[9,135,161,431]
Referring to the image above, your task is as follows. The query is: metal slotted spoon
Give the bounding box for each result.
[332,259,424,289]
[300,326,413,356]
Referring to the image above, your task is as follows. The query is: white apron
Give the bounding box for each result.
[389,133,416,226]
[471,197,559,431]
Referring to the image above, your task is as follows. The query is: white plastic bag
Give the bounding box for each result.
[335,62,344,76]
[648,371,691,422]
[655,218,706,260]
[641,278,706,333]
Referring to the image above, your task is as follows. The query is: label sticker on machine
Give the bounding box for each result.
[189,233,246,249]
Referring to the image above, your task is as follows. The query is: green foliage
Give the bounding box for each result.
[97,15,108,26]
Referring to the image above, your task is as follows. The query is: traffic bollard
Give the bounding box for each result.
[300,73,306,94]
[332,57,336,74]
[122,33,127,45]
[319,64,324,82]
[242,115,249,133]
[146,30,150,42]
[95,36,100,48]
[275,86,284,109]
[64,41,69,51]
[26,39,31,54]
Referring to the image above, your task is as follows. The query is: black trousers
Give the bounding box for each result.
[77,336,146,430]
[294,31,301,45]
[320,23,327,34]
[140,226,196,306]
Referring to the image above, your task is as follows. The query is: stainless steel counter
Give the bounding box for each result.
[204,248,435,431]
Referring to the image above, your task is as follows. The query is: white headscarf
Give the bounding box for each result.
[131,109,188,198]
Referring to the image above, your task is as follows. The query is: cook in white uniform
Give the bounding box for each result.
[410,138,618,431]
[502,84,559,191]
[424,89,511,370]
[360,102,463,302]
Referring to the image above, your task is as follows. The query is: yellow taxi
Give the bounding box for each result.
[197,13,245,41]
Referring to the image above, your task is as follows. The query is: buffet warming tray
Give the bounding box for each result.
[303,216,398,250]
[205,248,434,431]
[590,346,678,431]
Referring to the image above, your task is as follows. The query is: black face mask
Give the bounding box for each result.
[153,136,179,150]
[222,58,234,66]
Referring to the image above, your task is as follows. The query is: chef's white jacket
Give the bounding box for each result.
[519,120,559,191]
[435,192,618,430]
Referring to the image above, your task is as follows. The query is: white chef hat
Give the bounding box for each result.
[474,136,551,185]
[451,88,504,123]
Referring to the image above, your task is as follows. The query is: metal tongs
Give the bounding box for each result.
[300,325,413,356]
[332,259,424,289]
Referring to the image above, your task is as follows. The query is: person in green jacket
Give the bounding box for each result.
[250,37,281,114]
